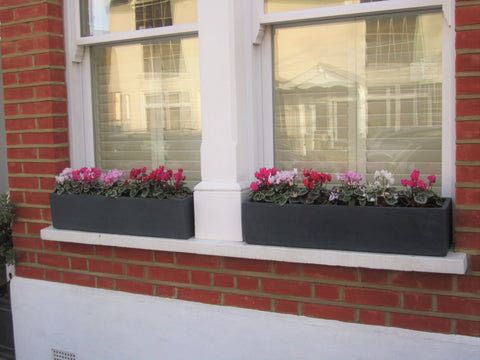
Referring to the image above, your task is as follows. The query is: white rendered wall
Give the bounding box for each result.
[11,277,480,360]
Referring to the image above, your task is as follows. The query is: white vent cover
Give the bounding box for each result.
[52,349,76,360]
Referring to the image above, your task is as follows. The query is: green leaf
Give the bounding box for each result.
[414,194,428,205]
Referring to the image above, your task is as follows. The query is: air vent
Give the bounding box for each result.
[52,349,76,360]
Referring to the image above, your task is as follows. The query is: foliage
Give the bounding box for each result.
[249,168,444,208]
[0,193,16,267]
[53,166,193,199]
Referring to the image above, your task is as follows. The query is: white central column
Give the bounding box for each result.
[194,0,256,241]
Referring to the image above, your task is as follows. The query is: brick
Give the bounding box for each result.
[391,313,451,334]
[115,247,153,262]
[89,259,124,275]
[223,257,272,273]
[176,253,220,268]
[359,310,386,326]
[7,147,37,159]
[15,265,44,280]
[20,101,68,116]
[25,191,50,205]
[154,251,175,263]
[457,144,480,162]
[0,23,31,39]
[95,245,113,257]
[34,52,66,67]
[148,266,189,283]
[472,255,480,272]
[303,264,357,282]
[38,147,69,161]
[456,78,480,95]
[456,30,480,49]
[36,84,67,99]
[45,269,61,282]
[456,5,480,26]
[60,242,94,255]
[214,273,234,288]
[32,19,64,35]
[303,303,356,322]
[456,210,480,228]
[456,166,480,184]
[23,161,69,175]
[62,272,96,288]
[404,292,433,311]
[344,287,400,307]
[3,73,17,86]
[275,299,299,315]
[156,284,176,298]
[13,236,43,250]
[71,257,88,271]
[18,68,65,84]
[391,272,453,291]
[437,296,480,316]
[37,253,69,268]
[178,288,221,305]
[191,271,212,286]
[236,276,259,291]
[4,104,19,117]
[97,277,115,290]
[9,190,25,203]
[5,118,35,131]
[1,40,16,56]
[457,100,480,118]
[15,3,63,21]
[127,264,146,278]
[43,240,59,251]
[2,55,33,70]
[0,9,14,24]
[12,221,26,234]
[457,275,480,294]
[9,176,38,189]
[224,293,271,311]
[116,280,153,295]
[360,268,389,285]
[262,279,312,298]
[16,206,42,220]
[274,261,300,276]
[37,116,68,130]
[456,320,480,337]
[315,283,339,301]
[457,188,480,205]
[40,177,56,190]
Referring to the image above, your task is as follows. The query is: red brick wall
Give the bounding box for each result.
[2,0,480,338]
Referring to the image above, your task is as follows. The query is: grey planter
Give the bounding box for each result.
[50,194,194,239]
[242,199,452,256]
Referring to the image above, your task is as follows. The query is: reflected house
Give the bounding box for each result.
[274,12,442,185]
[90,0,202,184]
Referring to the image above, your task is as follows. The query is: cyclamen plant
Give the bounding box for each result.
[54,166,192,199]
[249,168,443,208]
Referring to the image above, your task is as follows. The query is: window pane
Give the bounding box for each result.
[91,36,201,186]
[81,0,197,37]
[273,11,442,189]
[265,0,383,14]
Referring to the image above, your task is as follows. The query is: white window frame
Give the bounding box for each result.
[256,0,455,197]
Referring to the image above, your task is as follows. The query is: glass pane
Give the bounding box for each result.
[91,36,201,186]
[265,0,383,14]
[81,0,198,37]
[273,11,442,190]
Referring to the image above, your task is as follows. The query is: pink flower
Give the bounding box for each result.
[401,179,408,187]
[428,175,436,186]
[410,169,420,181]
[250,182,259,191]
[418,180,428,190]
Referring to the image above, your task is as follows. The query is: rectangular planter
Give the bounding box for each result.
[242,199,452,256]
[50,194,194,239]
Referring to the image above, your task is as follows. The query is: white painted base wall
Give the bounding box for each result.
[11,277,480,360]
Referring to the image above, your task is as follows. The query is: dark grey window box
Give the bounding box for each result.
[241,199,452,256]
[49,194,194,239]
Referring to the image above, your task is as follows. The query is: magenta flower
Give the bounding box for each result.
[418,180,428,190]
[250,182,259,191]
[428,175,436,186]
[410,169,420,181]
[401,179,408,187]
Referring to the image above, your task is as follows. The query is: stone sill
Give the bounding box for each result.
[41,226,467,275]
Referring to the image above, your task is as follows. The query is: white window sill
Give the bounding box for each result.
[40,226,467,275]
